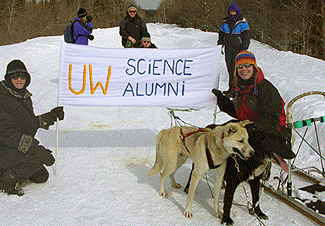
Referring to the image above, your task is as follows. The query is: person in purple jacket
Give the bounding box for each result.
[73,8,94,45]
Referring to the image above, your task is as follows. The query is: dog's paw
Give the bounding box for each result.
[159,191,168,198]
[171,182,181,189]
[184,210,193,218]
[221,217,234,225]
[257,212,269,220]
[215,210,222,219]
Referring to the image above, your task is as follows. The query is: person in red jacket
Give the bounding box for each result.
[212,50,295,162]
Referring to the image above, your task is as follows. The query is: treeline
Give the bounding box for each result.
[155,0,325,60]
[1,0,324,61]
[0,0,145,46]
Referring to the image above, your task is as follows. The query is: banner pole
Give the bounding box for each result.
[213,71,221,124]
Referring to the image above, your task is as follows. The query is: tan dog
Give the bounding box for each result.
[147,121,254,218]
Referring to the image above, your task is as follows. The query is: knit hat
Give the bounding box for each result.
[227,2,241,14]
[234,50,258,71]
[128,5,137,12]
[4,59,31,89]
[233,51,259,100]
[78,8,87,17]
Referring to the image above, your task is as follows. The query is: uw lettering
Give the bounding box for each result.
[68,64,112,95]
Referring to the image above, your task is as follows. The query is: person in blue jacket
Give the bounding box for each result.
[217,2,251,98]
[73,8,94,45]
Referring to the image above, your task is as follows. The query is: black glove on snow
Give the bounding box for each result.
[28,140,55,166]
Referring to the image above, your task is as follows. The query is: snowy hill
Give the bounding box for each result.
[0,23,324,225]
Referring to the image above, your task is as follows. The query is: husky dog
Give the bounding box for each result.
[147,120,254,218]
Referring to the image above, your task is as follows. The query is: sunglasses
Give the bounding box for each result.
[11,72,27,80]
[129,10,136,13]
[143,41,151,43]
[237,63,253,69]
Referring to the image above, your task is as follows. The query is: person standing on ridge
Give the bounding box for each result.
[217,2,251,98]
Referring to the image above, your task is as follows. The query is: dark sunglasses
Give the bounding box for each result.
[237,63,253,69]
[11,72,27,80]
[129,10,136,13]
[143,41,151,43]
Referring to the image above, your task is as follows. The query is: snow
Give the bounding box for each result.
[0,23,324,225]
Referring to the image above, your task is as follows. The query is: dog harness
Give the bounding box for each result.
[179,128,208,155]
[180,127,224,169]
[206,139,222,169]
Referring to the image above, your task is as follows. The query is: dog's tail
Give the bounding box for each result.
[147,132,164,177]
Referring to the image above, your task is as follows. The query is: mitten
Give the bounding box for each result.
[50,106,64,121]
[32,145,55,166]
[39,112,56,130]
[212,89,237,118]
[20,138,55,166]
[212,89,229,112]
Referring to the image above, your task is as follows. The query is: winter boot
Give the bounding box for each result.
[0,169,24,196]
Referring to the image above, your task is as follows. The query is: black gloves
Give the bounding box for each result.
[212,89,237,118]
[86,15,92,22]
[28,140,55,166]
[88,35,94,41]
[39,106,64,130]
[212,89,229,112]
[51,106,64,120]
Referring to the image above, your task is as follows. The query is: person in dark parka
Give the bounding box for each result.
[0,59,64,196]
[212,51,295,161]
[119,5,148,48]
[217,2,251,98]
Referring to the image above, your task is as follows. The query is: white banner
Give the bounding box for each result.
[58,43,221,109]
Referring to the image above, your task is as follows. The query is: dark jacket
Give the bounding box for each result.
[218,14,251,51]
[119,14,147,47]
[73,18,93,45]
[0,81,40,168]
[221,68,286,131]
[217,69,295,159]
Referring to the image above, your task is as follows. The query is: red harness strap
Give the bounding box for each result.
[180,128,208,154]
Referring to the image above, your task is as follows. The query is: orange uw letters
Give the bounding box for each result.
[68,64,112,95]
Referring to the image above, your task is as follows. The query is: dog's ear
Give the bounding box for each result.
[225,124,239,136]
[239,120,253,127]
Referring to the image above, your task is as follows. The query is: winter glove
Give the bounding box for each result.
[50,106,64,121]
[88,35,94,41]
[22,138,55,166]
[32,145,55,166]
[39,106,64,130]
[86,15,92,22]
[212,89,229,112]
[212,89,237,118]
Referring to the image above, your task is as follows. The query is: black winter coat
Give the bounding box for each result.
[0,81,40,166]
[119,14,148,47]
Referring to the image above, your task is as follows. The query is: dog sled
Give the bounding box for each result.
[262,91,325,225]
[167,91,325,225]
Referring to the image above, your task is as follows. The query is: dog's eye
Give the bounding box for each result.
[238,139,244,143]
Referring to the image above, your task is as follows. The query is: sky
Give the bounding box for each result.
[0,23,324,225]
[134,0,162,9]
